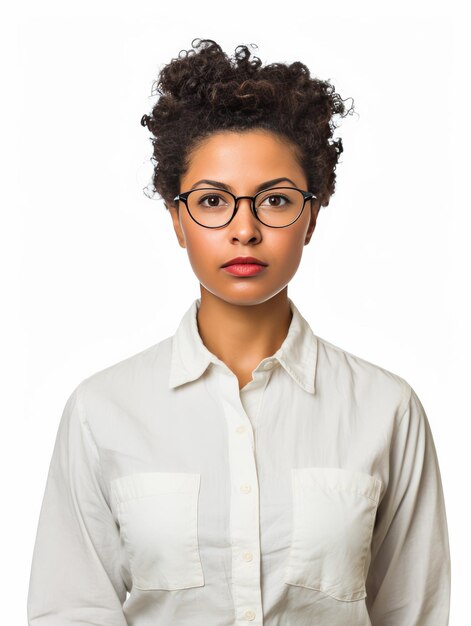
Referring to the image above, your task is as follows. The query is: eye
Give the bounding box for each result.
[198,194,229,208]
[258,193,290,208]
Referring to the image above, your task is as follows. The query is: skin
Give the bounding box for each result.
[168,129,321,390]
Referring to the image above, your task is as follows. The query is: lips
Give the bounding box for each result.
[221,256,268,267]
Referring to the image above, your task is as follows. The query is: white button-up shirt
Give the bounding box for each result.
[27,297,451,625]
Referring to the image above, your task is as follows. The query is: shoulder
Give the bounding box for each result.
[74,335,173,408]
[314,333,412,416]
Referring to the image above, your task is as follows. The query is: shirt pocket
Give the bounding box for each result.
[284,466,382,602]
[110,471,205,591]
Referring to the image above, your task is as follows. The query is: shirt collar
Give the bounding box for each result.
[168,297,318,394]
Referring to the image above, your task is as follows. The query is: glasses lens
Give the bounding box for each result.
[255,188,305,226]
[187,189,235,227]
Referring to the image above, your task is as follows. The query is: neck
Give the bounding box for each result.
[196,286,292,377]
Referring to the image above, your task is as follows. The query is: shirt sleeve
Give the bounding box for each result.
[27,384,129,625]
[365,384,451,625]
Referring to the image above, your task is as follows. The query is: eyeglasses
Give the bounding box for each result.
[173,186,317,229]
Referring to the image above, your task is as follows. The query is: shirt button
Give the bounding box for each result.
[240,483,252,494]
[242,551,253,561]
[244,609,256,620]
[236,425,246,434]
[262,360,274,370]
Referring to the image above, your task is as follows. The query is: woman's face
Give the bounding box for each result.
[168,129,320,306]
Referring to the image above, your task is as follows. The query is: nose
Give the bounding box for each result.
[229,196,262,240]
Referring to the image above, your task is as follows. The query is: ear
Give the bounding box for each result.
[168,203,187,248]
[304,199,321,245]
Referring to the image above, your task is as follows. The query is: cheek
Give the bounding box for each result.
[184,230,220,272]
[266,227,306,266]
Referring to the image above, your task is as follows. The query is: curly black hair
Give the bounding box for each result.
[140,38,355,210]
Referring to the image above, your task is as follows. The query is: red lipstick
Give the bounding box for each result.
[221,256,268,277]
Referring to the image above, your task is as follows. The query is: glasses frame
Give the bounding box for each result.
[173,186,317,229]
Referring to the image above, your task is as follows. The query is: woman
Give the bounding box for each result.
[27,38,451,625]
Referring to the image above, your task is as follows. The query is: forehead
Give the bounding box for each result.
[181,129,305,187]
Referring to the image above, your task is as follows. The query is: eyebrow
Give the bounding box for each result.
[189,177,298,193]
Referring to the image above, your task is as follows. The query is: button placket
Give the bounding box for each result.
[221,385,263,626]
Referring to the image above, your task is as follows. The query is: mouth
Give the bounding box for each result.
[221,257,268,268]
[221,263,267,276]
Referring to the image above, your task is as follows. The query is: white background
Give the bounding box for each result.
[1,0,469,623]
